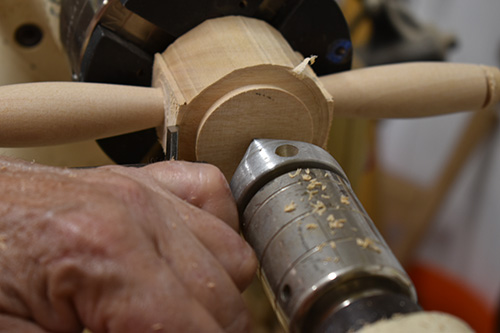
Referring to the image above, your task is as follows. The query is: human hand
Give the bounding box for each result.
[0,158,257,332]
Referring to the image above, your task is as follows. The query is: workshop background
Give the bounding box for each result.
[375,1,500,332]
[0,0,499,332]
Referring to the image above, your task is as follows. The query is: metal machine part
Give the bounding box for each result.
[59,0,352,164]
[355,0,456,66]
[231,139,420,332]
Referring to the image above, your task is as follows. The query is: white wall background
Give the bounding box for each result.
[378,0,500,308]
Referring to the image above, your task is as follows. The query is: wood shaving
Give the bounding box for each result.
[317,242,327,251]
[302,174,312,181]
[284,201,296,212]
[329,241,336,249]
[356,237,381,253]
[323,257,333,263]
[310,200,326,216]
[341,195,350,205]
[292,55,318,75]
[321,194,330,199]
[307,189,318,201]
[329,218,346,229]
[327,214,335,222]
[288,169,302,178]
[306,223,318,230]
[322,185,327,191]
[307,179,323,190]
[305,168,311,174]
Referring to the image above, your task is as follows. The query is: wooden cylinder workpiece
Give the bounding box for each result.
[320,62,500,118]
[152,16,333,177]
[0,15,499,178]
[0,82,164,146]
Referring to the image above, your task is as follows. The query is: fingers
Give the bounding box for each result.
[77,257,225,333]
[0,159,256,333]
[162,198,257,291]
[0,315,51,333]
[142,161,239,231]
[146,211,252,332]
[99,162,257,291]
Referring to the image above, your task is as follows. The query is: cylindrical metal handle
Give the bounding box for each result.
[231,139,419,332]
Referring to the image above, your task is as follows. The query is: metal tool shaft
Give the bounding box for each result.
[231,139,420,332]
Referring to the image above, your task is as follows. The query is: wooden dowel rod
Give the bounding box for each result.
[320,62,500,118]
[0,82,164,146]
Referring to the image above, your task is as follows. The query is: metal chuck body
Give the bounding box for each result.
[231,139,420,332]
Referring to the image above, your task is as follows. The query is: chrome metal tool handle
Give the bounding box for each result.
[231,139,420,332]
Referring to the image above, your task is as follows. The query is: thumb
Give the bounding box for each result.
[0,315,51,333]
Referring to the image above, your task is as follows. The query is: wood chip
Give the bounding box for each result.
[329,241,336,249]
[307,189,318,201]
[292,55,317,75]
[306,223,318,230]
[329,218,346,229]
[305,168,311,174]
[317,242,327,251]
[356,237,381,253]
[288,169,302,178]
[321,194,330,199]
[341,195,350,205]
[310,200,326,216]
[307,179,323,190]
[284,201,296,212]
[302,174,312,181]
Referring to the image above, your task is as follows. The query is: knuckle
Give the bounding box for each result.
[200,164,231,193]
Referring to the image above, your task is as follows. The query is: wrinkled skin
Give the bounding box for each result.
[0,157,257,333]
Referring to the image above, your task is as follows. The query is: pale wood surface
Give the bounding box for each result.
[0,82,164,146]
[153,16,333,177]
[1,16,499,179]
[320,62,500,118]
[358,312,473,333]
